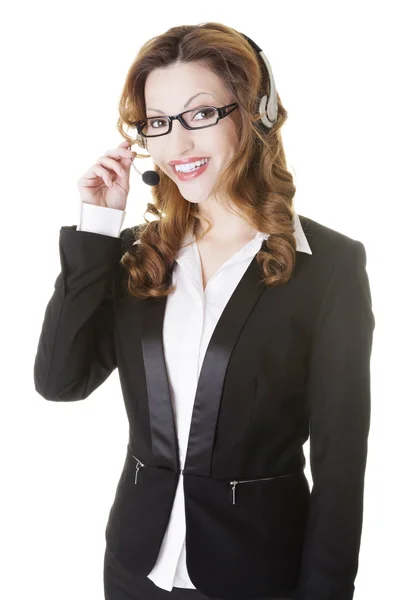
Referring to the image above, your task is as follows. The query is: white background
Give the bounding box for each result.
[1,1,398,599]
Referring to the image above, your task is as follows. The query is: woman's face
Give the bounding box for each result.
[143,61,241,206]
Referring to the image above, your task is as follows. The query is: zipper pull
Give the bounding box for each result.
[230,480,238,505]
[134,461,144,484]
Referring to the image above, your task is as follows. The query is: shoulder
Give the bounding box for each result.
[296,215,371,314]
[298,213,367,269]
[296,215,374,335]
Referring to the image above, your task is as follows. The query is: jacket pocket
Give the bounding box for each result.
[229,472,296,505]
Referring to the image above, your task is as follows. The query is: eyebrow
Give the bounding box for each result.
[147,92,216,115]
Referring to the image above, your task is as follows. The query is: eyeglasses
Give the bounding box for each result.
[134,103,239,138]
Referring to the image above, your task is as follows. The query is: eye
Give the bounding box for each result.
[192,107,216,120]
[149,118,168,129]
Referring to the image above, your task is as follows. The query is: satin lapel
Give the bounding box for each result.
[141,263,180,472]
[141,243,269,475]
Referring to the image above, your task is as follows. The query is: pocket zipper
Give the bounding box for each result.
[229,473,295,505]
[129,450,184,482]
[130,449,296,497]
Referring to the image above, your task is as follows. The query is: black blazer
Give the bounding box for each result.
[33,215,375,600]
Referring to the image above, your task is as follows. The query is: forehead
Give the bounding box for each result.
[144,62,228,113]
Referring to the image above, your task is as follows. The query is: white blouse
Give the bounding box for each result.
[77,202,313,591]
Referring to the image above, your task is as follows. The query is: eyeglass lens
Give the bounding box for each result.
[142,106,219,137]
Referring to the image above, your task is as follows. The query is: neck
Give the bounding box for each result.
[195,203,257,243]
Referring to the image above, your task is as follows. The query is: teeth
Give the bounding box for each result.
[174,158,209,173]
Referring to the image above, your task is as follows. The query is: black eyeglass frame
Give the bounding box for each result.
[134,102,239,138]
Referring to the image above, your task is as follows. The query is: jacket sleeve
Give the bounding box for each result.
[295,240,375,600]
[33,222,136,401]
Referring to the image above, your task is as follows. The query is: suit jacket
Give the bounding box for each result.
[33,215,375,600]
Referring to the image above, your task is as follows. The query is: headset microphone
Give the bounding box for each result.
[130,152,160,186]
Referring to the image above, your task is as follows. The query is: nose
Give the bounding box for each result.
[167,117,195,156]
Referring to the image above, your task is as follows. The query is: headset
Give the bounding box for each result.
[130,32,278,186]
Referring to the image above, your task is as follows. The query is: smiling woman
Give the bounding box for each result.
[33,18,374,600]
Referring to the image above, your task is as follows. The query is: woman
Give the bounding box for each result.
[34,22,375,600]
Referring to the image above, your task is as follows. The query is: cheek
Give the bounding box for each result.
[213,126,239,155]
[160,164,173,178]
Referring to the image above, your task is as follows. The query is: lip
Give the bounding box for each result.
[173,159,210,181]
[168,157,210,165]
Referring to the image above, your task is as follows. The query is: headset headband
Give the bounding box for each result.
[240,32,278,129]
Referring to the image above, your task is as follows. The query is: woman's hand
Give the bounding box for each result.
[77,140,137,211]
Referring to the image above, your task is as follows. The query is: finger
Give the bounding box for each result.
[95,156,125,177]
[104,148,136,160]
[90,165,113,187]
[103,149,137,172]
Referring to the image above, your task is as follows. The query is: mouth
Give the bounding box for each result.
[172,158,210,181]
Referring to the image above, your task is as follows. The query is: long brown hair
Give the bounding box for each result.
[117,22,298,299]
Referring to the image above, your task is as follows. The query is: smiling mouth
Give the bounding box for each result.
[172,158,210,173]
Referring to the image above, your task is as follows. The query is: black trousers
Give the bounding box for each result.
[103,545,294,600]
